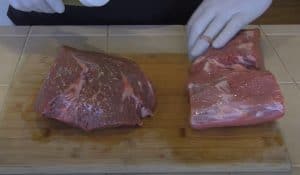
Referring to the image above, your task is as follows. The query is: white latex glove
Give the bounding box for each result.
[79,0,110,7]
[187,0,272,60]
[9,0,110,13]
[9,0,65,13]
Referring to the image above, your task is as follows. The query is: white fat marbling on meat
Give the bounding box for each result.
[246,54,256,62]
[192,56,206,65]
[138,81,143,90]
[237,55,246,63]
[219,93,233,103]
[192,105,244,121]
[245,30,255,39]
[265,102,284,112]
[63,55,89,101]
[83,103,103,116]
[188,83,196,89]
[236,55,252,66]
[210,59,226,68]
[256,111,264,117]
[256,102,284,117]
[141,107,152,117]
[147,80,154,96]
[121,73,142,109]
[215,80,230,93]
[237,42,254,51]
[203,61,211,73]
[188,83,206,91]
[192,93,283,123]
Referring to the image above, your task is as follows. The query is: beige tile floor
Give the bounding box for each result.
[261,25,300,36]
[0,26,29,36]
[231,172,290,175]
[0,25,299,175]
[292,167,300,175]
[260,33,292,83]
[266,36,300,83]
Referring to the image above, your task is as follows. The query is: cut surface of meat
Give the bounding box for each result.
[188,29,285,130]
[188,69,284,129]
[36,46,155,131]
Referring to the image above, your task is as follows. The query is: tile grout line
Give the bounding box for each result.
[261,29,299,88]
[259,25,296,85]
[279,82,296,85]
[260,25,300,36]
[261,27,295,169]
[0,35,29,37]
[260,30,294,84]
[0,26,31,119]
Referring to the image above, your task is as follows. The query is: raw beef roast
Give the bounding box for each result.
[188,29,285,129]
[36,46,155,131]
[190,29,264,73]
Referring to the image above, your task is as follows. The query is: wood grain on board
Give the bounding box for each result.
[0,53,291,174]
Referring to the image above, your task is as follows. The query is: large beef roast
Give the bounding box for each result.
[36,46,155,131]
[188,29,285,129]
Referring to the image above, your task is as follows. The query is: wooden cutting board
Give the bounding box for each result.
[0,53,291,174]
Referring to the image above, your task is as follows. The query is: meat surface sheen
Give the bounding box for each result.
[188,29,285,129]
[36,46,155,131]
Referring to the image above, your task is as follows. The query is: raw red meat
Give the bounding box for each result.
[188,29,285,129]
[36,46,155,131]
[190,29,264,74]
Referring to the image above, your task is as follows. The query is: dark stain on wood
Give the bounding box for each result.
[179,128,186,138]
[31,128,52,142]
[70,147,81,158]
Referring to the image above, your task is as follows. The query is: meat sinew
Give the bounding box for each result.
[36,46,155,131]
[188,29,285,129]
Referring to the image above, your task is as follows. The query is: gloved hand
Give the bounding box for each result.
[79,0,110,7]
[187,0,272,60]
[9,0,110,13]
[9,0,65,13]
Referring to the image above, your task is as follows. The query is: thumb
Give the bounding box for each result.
[79,0,110,7]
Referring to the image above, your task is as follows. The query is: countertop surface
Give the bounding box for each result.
[0,25,299,175]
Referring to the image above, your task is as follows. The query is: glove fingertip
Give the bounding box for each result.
[55,4,65,13]
[190,43,209,60]
[212,40,226,49]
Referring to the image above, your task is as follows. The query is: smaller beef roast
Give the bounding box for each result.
[188,69,284,129]
[36,46,155,131]
[188,29,285,129]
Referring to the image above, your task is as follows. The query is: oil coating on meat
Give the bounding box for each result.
[35,46,156,131]
[188,29,285,129]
